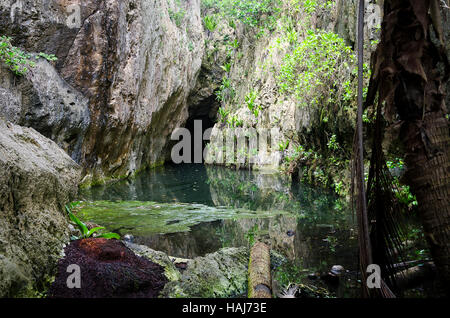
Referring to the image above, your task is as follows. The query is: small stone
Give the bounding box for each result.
[330,265,345,276]
[286,230,295,237]
[68,224,78,235]
[175,262,188,270]
[123,234,134,243]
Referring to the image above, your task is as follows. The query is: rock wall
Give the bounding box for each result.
[201,0,381,193]
[0,0,383,186]
[0,0,204,184]
[5,0,444,192]
[0,118,81,297]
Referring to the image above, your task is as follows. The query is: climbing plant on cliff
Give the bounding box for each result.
[0,36,57,76]
[202,0,281,29]
[257,0,371,193]
[277,30,359,110]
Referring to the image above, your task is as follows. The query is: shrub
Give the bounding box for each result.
[277,30,355,109]
[0,36,57,76]
[218,106,230,123]
[204,15,218,32]
[245,89,261,117]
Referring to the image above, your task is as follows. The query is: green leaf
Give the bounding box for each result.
[67,208,89,236]
[96,233,121,240]
[86,227,106,238]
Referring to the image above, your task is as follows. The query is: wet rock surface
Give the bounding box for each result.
[49,238,168,298]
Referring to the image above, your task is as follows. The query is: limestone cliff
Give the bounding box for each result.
[2,0,446,192]
[0,0,204,185]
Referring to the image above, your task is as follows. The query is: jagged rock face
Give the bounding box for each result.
[0,119,81,297]
[0,0,204,183]
[0,60,90,162]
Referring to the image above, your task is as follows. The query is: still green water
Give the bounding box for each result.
[78,164,359,296]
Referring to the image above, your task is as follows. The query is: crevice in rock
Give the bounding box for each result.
[182,94,220,164]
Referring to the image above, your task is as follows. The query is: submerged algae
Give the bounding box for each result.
[75,200,292,235]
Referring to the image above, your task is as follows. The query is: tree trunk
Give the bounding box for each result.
[403,112,450,288]
[373,0,450,290]
[248,242,272,298]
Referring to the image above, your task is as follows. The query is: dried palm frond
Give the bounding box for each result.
[277,284,298,298]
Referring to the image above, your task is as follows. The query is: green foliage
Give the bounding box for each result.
[303,0,319,14]
[220,62,232,73]
[324,235,338,252]
[38,52,58,62]
[216,76,234,102]
[284,145,305,163]
[204,15,218,31]
[277,30,355,108]
[201,0,217,9]
[386,158,405,170]
[202,0,281,28]
[245,89,261,117]
[227,114,244,127]
[218,106,230,123]
[65,205,120,240]
[278,140,290,152]
[327,134,339,151]
[168,0,186,28]
[0,36,33,76]
[387,158,418,207]
[228,19,236,29]
[245,224,259,246]
[0,36,57,76]
[229,39,239,49]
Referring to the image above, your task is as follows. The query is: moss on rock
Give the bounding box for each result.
[161,247,249,298]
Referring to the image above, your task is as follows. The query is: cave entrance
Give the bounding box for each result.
[183,94,219,164]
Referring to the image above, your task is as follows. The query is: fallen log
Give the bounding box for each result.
[248,242,272,298]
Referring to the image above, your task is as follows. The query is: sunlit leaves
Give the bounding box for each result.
[0,36,57,76]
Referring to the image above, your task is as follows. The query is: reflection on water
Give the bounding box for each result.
[79,164,359,296]
[81,164,215,205]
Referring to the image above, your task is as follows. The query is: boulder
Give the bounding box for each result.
[161,247,249,298]
[0,119,81,297]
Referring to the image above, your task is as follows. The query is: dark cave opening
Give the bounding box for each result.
[172,95,219,164]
